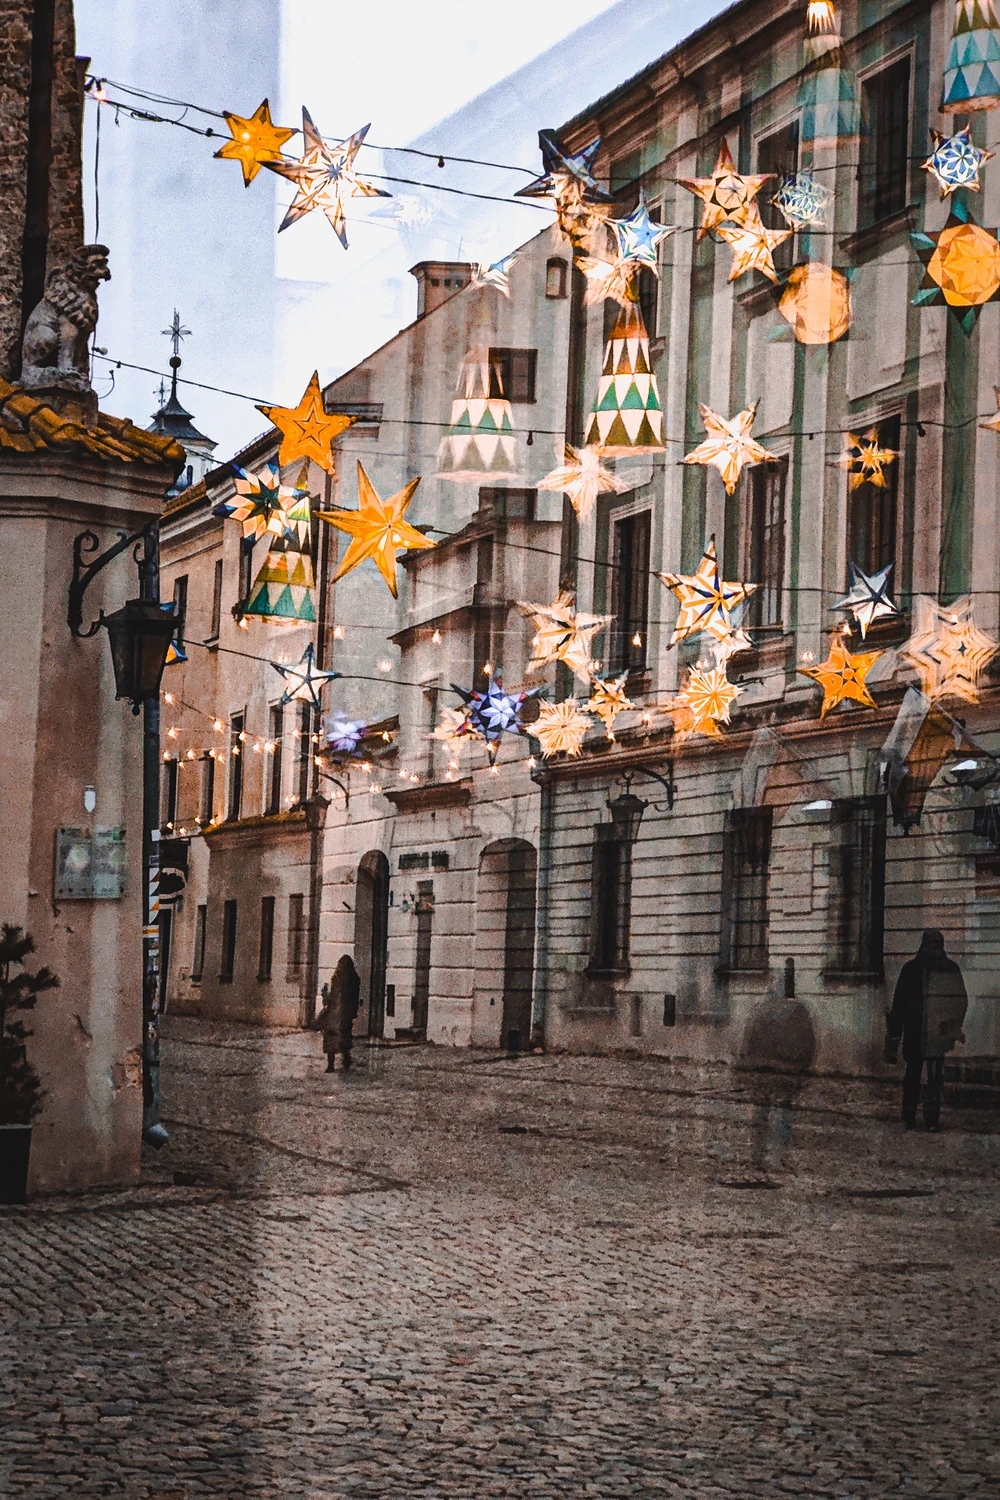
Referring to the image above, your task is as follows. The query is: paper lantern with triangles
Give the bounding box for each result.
[243,471,316,622]
[583,291,664,454]
[437,326,520,481]
[942,0,1000,110]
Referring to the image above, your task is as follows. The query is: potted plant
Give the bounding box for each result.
[1,924,59,1204]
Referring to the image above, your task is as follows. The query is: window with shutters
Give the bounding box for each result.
[847,416,901,578]
[588,826,632,975]
[488,348,537,403]
[827,798,887,975]
[859,57,911,226]
[719,808,773,971]
[609,509,650,676]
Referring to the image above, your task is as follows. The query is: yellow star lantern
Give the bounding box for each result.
[837,430,898,490]
[912,203,1000,335]
[214,99,295,186]
[574,253,636,307]
[587,675,634,740]
[670,664,741,738]
[518,590,613,683]
[533,699,593,758]
[317,461,434,598]
[798,635,882,718]
[899,595,999,704]
[683,401,776,495]
[657,537,757,648]
[677,139,771,240]
[536,443,630,523]
[256,372,356,476]
[715,209,792,283]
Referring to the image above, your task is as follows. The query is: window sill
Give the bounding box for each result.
[585,968,630,981]
[820,968,885,983]
[256,974,272,984]
[218,976,233,985]
[839,204,916,258]
[714,964,770,980]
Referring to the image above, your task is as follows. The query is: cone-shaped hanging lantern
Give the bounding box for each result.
[943,0,1000,110]
[583,285,664,454]
[243,470,316,622]
[437,322,520,482]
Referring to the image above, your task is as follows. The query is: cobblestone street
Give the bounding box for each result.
[2,1019,1000,1497]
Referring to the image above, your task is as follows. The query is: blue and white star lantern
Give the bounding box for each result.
[922,128,993,199]
[611,191,677,273]
[833,562,901,639]
[322,717,368,756]
[515,131,610,204]
[273,642,340,711]
[771,171,831,229]
[452,678,534,763]
[471,251,518,297]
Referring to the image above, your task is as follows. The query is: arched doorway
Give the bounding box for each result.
[354,851,390,1039]
[478,840,537,1051]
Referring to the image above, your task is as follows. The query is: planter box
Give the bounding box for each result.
[0,1124,32,1204]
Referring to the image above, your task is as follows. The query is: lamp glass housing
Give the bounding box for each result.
[102,599,177,711]
[608,789,647,844]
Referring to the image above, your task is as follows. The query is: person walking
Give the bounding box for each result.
[320,954,361,1073]
[887,929,968,1131]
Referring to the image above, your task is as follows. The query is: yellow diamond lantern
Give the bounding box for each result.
[912,203,1000,333]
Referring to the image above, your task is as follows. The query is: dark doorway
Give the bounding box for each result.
[479,840,538,1051]
[411,880,434,1039]
[354,851,390,1039]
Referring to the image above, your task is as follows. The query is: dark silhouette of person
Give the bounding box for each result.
[887,929,968,1131]
[740,997,817,1175]
[321,954,361,1073]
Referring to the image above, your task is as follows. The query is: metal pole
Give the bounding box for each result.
[140,523,168,1146]
[531,770,554,1050]
[302,474,333,1028]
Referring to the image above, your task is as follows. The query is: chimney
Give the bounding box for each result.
[409,260,474,320]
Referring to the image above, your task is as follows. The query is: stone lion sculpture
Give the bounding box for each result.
[20,244,111,393]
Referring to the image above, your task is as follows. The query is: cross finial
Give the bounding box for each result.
[154,376,168,409]
[161,310,191,360]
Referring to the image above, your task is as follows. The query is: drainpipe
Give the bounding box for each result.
[302,473,334,1027]
[531,767,555,1049]
[140,524,168,1146]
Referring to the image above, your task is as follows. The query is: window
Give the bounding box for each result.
[859,58,911,226]
[238,537,255,602]
[589,826,631,974]
[296,704,312,803]
[266,704,284,815]
[545,258,568,298]
[637,267,658,340]
[829,798,886,975]
[171,574,188,652]
[745,459,787,630]
[286,893,306,982]
[488,348,536,403]
[472,536,494,678]
[756,121,799,273]
[209,558,223,639]
[481,487,536,521]
[220,899,237,983]
[609,510,650,676]
[848,416,900,577]
[228,712,244,820]
[161,758,178,827]
[720,809,773,971]
[200,752,216,825]
[258,896,275,981]
[192,904,207,981]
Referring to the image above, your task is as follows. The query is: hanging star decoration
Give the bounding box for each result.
[273,642,339,711]
[833,562,901,639]
[516,130,613,246]
[922,127,993,198]
[533,699,593,758]
[265,109,390,247]
[432,705,481,747]
[980,386,1000,432]
[574,252,638,307]
[256,372,356,475]
[798,635,882,718]
[586,675,634,740]
[771,170,831,229]
[164,639,187,667]
[899,595,999,704]
[712,617,756,661]
[215,463,305,541]
[471,251,518,296]
[452,678,533,761]
[518,590,613,682]
[715,209,793,283]
[656,537,758,647]
[911,200,1000,334]
[321,718,369,758]
[677,139,771,239]
[778,263,852,345]
[536,443,631,523]
[669,663,741,738]
[214,99,295,186]
[611,190,677,272]
[317,461,434,598]
[837,430,898,490]
[683,401,776,495]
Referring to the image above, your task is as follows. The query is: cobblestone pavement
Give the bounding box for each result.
[3,1020,1000,1498]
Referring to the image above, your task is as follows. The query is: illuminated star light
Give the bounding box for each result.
[533,699,593,758]
[574,253,637,307]
[471,251,518,296]
[265,108,390,248]
[922,127,993,198]
[273,642,339,711]
[715,208,793,283]
[214,99,295,186]
[683,401,777,495]
[322,718,368,756]
[833,562,901,639]
[677,138,771,240]
[318,461,434,598]
[586,675,634,740]
[899,595,999,704]
[256,371,356,475]
[911,201,1000,334]
[536,443,630,523]
[837,430,899,491]
[798,635,882,718]
[670,664,741,738]
[451,679,534,763]
[515,130,613,248]
[215,463,306,541]
[611,190,677,273]
[771,170,831,229]
[518,590,613,682]
[656,537,758,648]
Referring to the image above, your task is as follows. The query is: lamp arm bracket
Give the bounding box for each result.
[317,770,350,807]
[69,521,158,638]
[628,764,676,809]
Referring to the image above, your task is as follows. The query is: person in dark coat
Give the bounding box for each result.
[321,954,361,1072]
[887,929,967,1131]
[740,997,817,1174]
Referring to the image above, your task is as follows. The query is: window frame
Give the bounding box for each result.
[857,50,913,229]
[171,574,188,652]
[161,757,178,828]
[220,899,237,984]
[200,751,216,826]
[588,824,632,977]
[545,257,569,299]
[825,797,887,977]
[286,893,306,983]
[266,703,284,816]
[192,903,207,982]
[608,505,651,678]
[258,895,275,982]
[741,455,789,633]
[295,704,312,804]
[754,117,800,275]
[209,557,224,641]
[846,412,903,580]
[488,347,537,404]
[228,712,245,821]
[719,807,774,973]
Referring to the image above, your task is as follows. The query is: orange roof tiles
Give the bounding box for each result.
[0,379,185,468]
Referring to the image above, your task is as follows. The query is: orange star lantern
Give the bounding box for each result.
[214,100,295,186]
[715,209,792,283]
[677,139,771,240]
[778,263,852,345]
[257,372,356,476]
[318,462,434,598]
[798,635,882,717]
[899,595,999,704]
[670,664,741,738]
[912,201,1000,334]
[837,429,899,491]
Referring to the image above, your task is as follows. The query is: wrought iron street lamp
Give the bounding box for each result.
[102,598,177,712]
[608,781,648,843]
